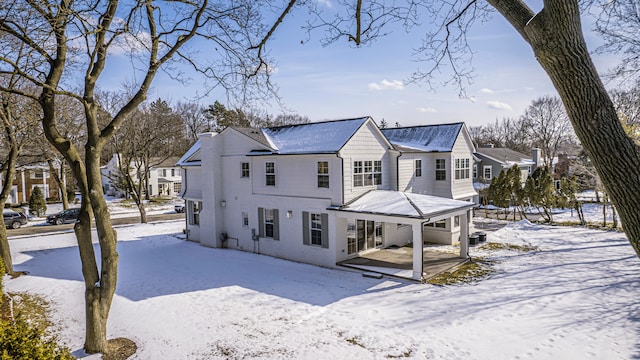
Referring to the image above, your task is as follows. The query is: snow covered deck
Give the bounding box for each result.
[339,246,468,280]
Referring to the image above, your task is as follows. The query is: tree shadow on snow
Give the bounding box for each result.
[14,233,410,306]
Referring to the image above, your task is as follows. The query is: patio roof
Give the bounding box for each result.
[330,190,474,220]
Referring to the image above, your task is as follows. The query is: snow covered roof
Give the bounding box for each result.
[381,123,463,152]
[261,117,370,154]
[332,190,474,220]
[475,147,533,166]
[176,139,202,167]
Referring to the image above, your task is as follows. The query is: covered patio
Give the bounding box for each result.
[331,190,475,281]
[338,246,468,280]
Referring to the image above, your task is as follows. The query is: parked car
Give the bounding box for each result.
[47,208,81,225]
[174,203,185,213]
[3,211,28,229]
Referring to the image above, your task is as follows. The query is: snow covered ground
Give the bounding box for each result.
[3,208,639,359]
[16,197,182,227]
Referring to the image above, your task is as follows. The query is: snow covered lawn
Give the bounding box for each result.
[4,220,639,359]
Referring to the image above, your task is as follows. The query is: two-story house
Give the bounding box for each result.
[101,154,182,198]
[1,163,61,205]
[177,117,476,280]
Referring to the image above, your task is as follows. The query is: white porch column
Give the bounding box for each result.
[412,222,423,280]
[459,210,469,258]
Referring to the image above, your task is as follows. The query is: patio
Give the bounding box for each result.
[338,245,468,280]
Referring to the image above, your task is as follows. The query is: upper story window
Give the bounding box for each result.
[415,159,422,177]
[455,158,470,180]
[435,159,446,181]
[483,165,492,180]
[241,162,250,178]
[171,169,175,177]
[317,161,329,188]
[473,164,477,179]
[354,160,382,187]
[265,162,275,186]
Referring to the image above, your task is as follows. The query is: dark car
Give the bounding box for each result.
[3,211,28,229]
[174,203,185,213]
[47,208,81,225]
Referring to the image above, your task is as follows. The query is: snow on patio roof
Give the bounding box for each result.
[381,123,463,152]
[262,117,369,154]
[332,190,474,220]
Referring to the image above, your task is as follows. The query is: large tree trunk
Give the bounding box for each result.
[0,161,17,275]
[83,148,118,353]
[490,0,640,258]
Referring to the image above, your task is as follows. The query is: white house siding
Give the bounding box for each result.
[450,134,477,201]
[397,154,434,194]
[218,193,337,268]
[428,153,452,198]
[249,154,342,205]
[182,167,203,242]
[340,122,392,203]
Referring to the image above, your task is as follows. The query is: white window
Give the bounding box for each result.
[455,158,470,180]
[304,212,328,248]
[454,216,460,227]
[241,162,250,178]
[188,201,202,225]
[264,209,274,237]
[266,162,275,186]
[353,160,382,187]
[242,212,249,227]
[473,164,477,179]
[425,219,446,229]
[258,207,279,239]
[310,213,322,246]
[317,161,329,188]
[483,165,492,180]
[435,159,446,181]
[415,159,422,177]
[173,182,182,193]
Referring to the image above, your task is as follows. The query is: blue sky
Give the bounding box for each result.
[142,2,620,128]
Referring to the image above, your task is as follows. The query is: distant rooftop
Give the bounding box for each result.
[476,147,533,165]
[381,123,463,152]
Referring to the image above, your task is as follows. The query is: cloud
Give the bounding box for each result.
[317,0,333,7]
[486,101,513,111]
[417,107,437,113]
[479,88,494,94]
[368,79,404,91]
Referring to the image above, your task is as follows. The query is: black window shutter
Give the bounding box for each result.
[302,211,310,245]
[273,209,280,240]
[321,213,329,248]
[258,207,264,237]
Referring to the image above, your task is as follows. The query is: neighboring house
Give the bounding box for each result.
[177,117,476,280]
[474,146,542,186]
[1,163,61,205]
[101,154,182,198]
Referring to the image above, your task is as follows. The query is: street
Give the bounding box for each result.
[7,212,185,238]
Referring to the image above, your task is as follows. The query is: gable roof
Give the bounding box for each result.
[381,123,463,152]
[332,190,474,220]
[475,147,534,166]
[176,140,201,167]
[260,117,371,155]
[232,127,273,149]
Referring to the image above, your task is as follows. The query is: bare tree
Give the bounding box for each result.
[176,101,207,143]
[0,0,274,354]
[592,0,640,81]
[521,96,574,167]
[0,82,40,274]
